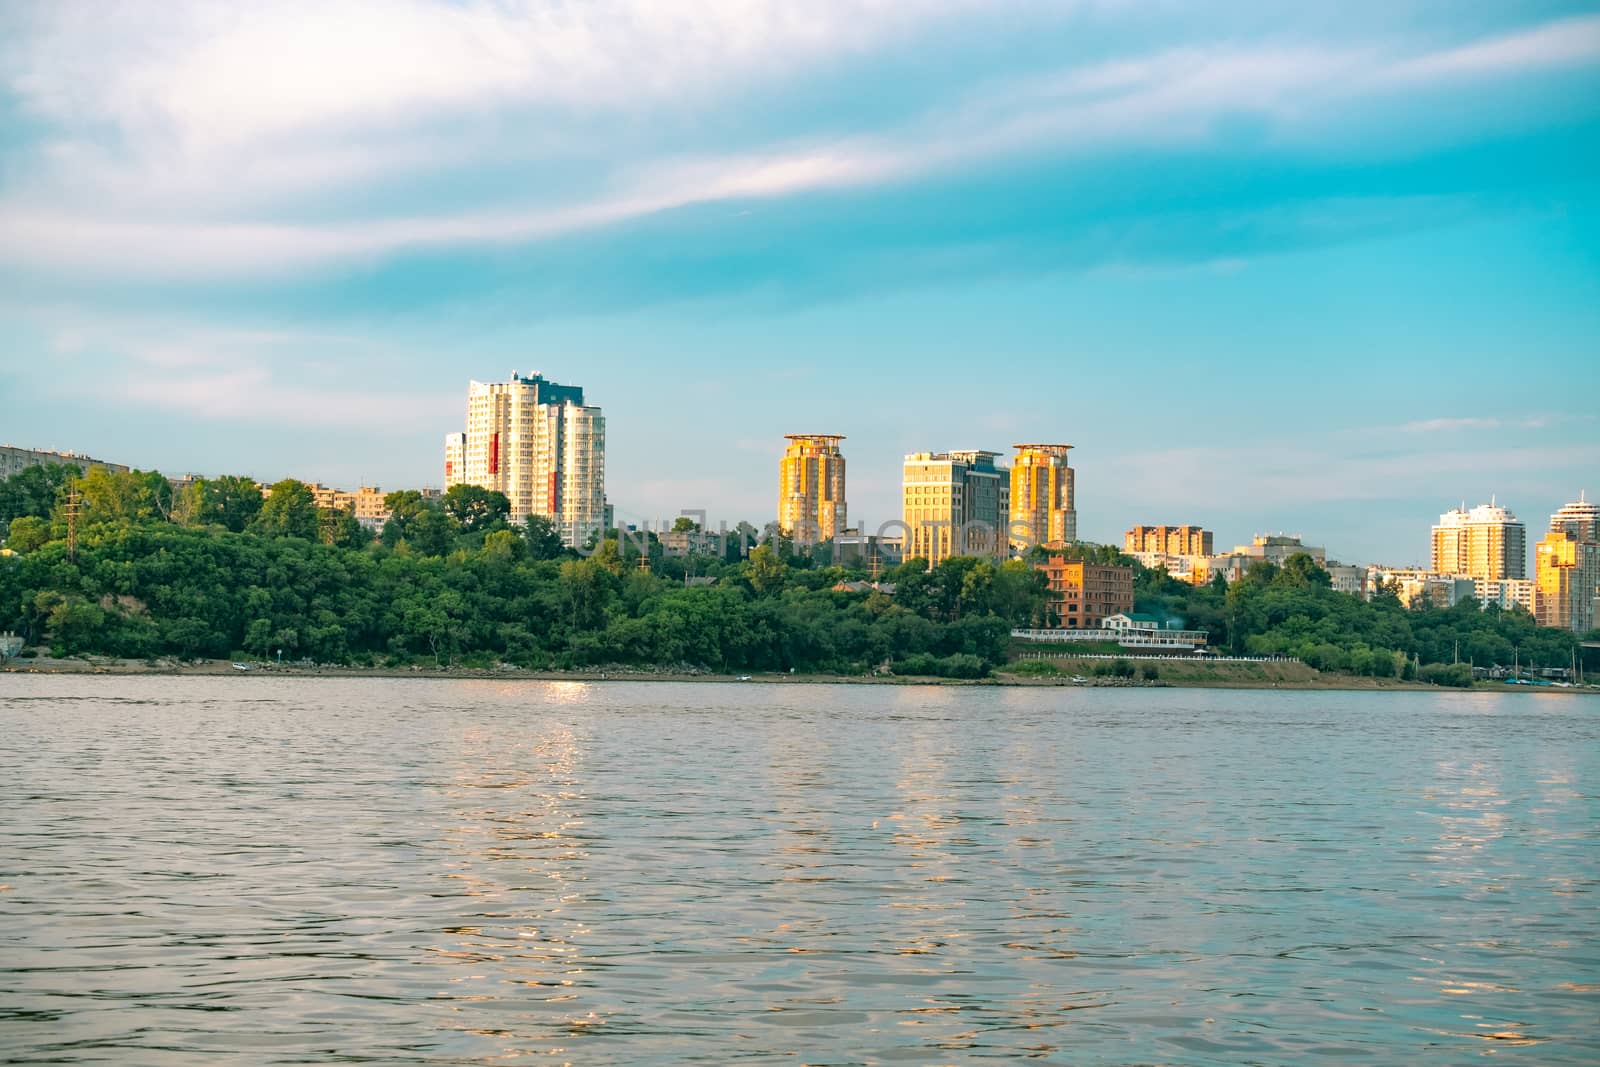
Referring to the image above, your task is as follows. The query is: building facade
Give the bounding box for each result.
[1125,525,1213,556]
[1009,444,1076,549]
[443,433,465,487]
[1474,577,1535,613]
[1367,567,1478,609]
[1534,495,1600,634]
[1035,555,1134,630]
[1549,492,1600,542]
[0,445,129,478]
[451,372,606,546]
[1431,501,1526,580]
[778,435,847,543]
[901,449,1008,563]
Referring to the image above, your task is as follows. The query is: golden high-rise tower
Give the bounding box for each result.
[779,434,846,542]
[1009,444,1076,550]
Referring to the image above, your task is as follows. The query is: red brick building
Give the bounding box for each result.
[1035,556,1134,629]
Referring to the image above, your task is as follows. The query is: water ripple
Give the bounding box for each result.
[1,677,1597,1064]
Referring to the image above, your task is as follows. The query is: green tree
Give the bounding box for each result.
[746,544,788,596]
[443,484,511,533]
[3,516,51,553]
[525,514,566,561]
[407,507,458,557]
[254,479,319,540]
[194,475,264,532]
[0,464,74,525]
[78,468,173,524]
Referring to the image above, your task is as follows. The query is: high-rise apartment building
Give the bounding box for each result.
[1431,501,1525,580]
[901,450,1008,563]
[1125,525,1213,556]
[443,433,465,487]
[1535,494,1600,633]
[450,372,605,546]
[779,435,846,542]
[1549,492,1600,542]
[1009,444,1076,549]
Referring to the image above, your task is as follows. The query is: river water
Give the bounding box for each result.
[1,676,1596,1065]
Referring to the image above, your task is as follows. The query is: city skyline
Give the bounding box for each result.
[2,3,1597,563]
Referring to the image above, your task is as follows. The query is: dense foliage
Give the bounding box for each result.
[1133,553,1587,674]
[0,468,1044,675]
[1,465,1591,678]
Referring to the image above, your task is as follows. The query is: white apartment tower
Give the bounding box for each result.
[449,372,605,546]
[1431,500,1526,580]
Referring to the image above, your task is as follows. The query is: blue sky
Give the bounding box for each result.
[1,0,1597,565]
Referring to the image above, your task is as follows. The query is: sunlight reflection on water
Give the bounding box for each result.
[1,677,1596,1065]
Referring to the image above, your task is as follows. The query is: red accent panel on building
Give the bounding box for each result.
[547,472,559,511]
[445,461,453,481]
[488,433,500,475]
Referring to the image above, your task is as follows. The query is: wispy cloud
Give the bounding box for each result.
[32,311,457,429]
[1397,413,1595,433]
[2,10,1597,280]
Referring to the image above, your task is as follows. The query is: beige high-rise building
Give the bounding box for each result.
[452,372,606,546]
[1431,501,1525,580]
[1535,494,1600,633]
[778,435,846,542]
[1009,444,1076,549]
[902,450,1008,564]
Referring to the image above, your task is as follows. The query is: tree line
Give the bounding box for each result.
[1,465,1590,679]
[0,467,1045,675]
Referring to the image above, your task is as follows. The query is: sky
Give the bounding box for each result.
[1,0,1597,566]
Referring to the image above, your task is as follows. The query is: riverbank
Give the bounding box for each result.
[5,655,1595,693]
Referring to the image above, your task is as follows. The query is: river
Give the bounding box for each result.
[1,676,1596,1064]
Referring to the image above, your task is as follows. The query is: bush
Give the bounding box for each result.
[1418,662,1474,688]
[1140,663,1160,680]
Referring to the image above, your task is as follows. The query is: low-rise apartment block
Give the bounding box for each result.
[1,445,129,479]
[1035,555,1134,630]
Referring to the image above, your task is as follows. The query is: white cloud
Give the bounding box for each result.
[1,9,1597,279]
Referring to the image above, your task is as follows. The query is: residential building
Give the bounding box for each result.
[1,444,129,478]
[443,433,466,487]
[1549,492,1600,542]
[352,487,391,530]
[1034,555,1133,630]
[661,527,723,556]
[1368,567,1477,609]
[1198,536,1327,584]
[1327,564,1368,598]
[452,371,606,546]
[1240,534,1327,567]
[1432,501,1526,580]
[1125,525,1213,556]
[1535,502,1600,633]
[901,449,1008,563]
[779,434,846,543]
[1474,577,1535,613]
[1129,551,1208,584]
[1009,444,1076,549]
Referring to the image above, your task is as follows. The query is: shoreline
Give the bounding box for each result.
[4,658,1594,694]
